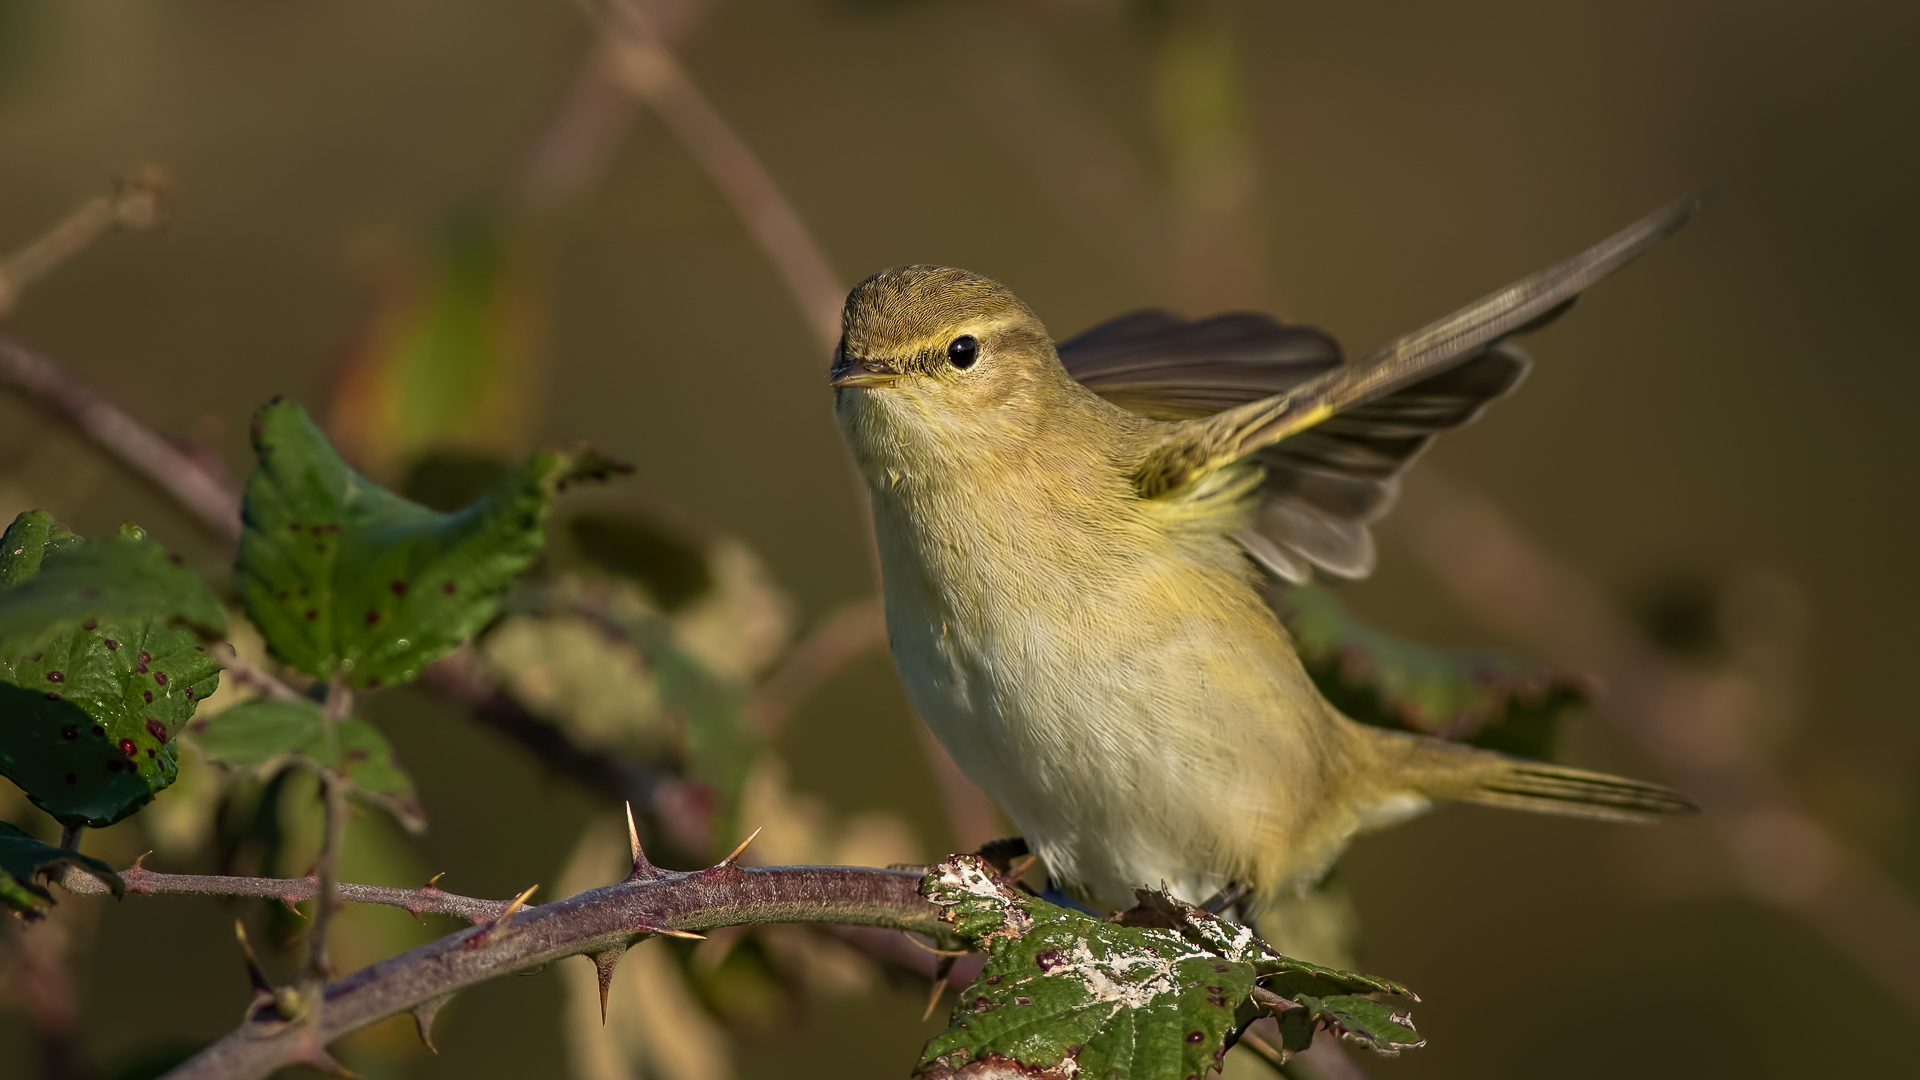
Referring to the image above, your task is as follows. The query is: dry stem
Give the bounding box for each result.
[56,862,512,924]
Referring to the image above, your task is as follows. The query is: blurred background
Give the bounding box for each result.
[0,0,1917,1077]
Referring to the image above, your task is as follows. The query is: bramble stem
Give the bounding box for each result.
[157,861,947,1080]
[0,335,244,543]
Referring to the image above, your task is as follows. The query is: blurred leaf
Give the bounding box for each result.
[236,397,626,688]
[328,220,545,482]
[191,697,322,768]
[506,588,751,852]
[402,450,515,513]
[0,819,122,920]
[193,697,424,832]
[916,855,1418,1080]
[1275,584,1586,758]
[0,512,224,827]
[567,514,713,613]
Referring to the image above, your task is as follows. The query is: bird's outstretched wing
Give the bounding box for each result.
[1065,196,1699,580]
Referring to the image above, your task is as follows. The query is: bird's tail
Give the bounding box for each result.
[1354,724,1697,824]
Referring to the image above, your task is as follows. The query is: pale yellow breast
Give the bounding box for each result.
[870,457,1359,907]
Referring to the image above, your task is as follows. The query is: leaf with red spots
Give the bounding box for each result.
[192,697,424,832]
[0,512,224,827]
[914,856,1420,1079]
[0,820,122,920]
[235,399,626,689]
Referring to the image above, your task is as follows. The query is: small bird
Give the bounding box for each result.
[832,200,1699,918]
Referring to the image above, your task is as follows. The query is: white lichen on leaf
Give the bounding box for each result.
[916,855,1421,1080]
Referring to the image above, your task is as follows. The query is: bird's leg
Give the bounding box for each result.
[972,836,1029,874]
[1199,881,1250,915]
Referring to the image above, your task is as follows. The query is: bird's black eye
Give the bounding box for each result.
[947,335,979,369]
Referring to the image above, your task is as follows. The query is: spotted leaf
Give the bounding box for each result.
[236,398,626,688]
[0,512,224,827]
[0,820,122,920]
[915,855,1418,1080]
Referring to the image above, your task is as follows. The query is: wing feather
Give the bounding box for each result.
[1059,196,1700,578]
[1131,196,1701,502]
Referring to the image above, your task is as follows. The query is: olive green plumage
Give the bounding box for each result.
[831,202,1699,916]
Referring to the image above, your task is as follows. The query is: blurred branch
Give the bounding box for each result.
[582,0,843,347]
[1394,472,1920,1018]
[519,0,721,209]
[160,844,946,1080]
[943,8,1163,289]
[57,860,513,924]
[214,648,310,703]
[0,332,244,545]
[0,164,172,317]
[747,596,886,737]
[0,902,97,1080]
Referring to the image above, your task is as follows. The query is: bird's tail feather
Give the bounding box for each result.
[1357,725,1697,824]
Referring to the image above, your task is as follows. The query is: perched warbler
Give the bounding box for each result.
[831,200,1699,916]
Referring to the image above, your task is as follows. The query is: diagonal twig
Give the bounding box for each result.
[582,0,843,348]
[0,334,243,544]
[1393,471,1920,1019]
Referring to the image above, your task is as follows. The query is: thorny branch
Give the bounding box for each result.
[156,835,948,1080]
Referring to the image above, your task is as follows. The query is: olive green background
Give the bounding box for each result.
[0,0,1916,1077]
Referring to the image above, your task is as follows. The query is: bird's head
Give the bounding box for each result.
[831,265,1077,483]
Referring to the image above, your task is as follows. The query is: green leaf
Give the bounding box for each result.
[0,820,122,920]
[1290,995,1424,1056]
[188,697,321,768]
[235,397,625,688]
[1276,584,1587,758]
[0,513,225,646]
[0,513,224,827]
[193,697,424,831]
[915,856,1418,1079]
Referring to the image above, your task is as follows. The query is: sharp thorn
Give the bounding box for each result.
[491,884,539,930]
[923,954,957,1022]
[131,850,153,870]
[233,920,273,996]
[590,949,625,1024]
[718,826,763,868]
[425,872,446,889]
[412,993,452,1053]
[636,920,705,940]
[297,1041,358,1079]
[625,801,663,881]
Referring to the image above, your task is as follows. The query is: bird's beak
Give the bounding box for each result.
[831,354,902,389]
